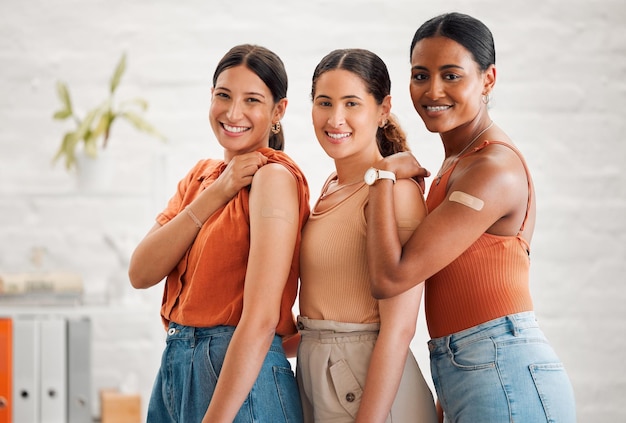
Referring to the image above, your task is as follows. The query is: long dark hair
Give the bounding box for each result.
[311,48,409,157]
[213,44,288,151]
[410,12,495,71]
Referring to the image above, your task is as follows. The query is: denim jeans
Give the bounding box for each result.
[147,323,303,423]
[428,312,576,423]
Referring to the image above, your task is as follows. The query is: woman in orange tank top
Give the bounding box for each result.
[365,13,576,423]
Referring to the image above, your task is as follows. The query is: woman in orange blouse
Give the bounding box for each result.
[129,44,309,423]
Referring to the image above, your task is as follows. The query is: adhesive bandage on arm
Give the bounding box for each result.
[449,191,484,211]
[261,207,294,223]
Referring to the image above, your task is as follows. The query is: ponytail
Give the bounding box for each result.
[377,114,409,157]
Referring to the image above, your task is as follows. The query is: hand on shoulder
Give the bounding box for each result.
[215,151,268,199]
[376,152,431,192]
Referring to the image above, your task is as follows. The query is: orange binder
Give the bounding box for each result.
[0,318,11,423]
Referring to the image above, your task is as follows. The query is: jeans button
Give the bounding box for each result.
[168,328,176,336]
[345,392,355,402]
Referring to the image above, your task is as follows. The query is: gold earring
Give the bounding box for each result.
[271,121,281,134]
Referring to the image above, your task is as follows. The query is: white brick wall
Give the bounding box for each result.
[1,1,624,421]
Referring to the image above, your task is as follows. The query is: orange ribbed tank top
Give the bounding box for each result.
[425,141,534,338]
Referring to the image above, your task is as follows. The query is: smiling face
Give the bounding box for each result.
[409,36,494,135]
[209,65,286,161]
[312,69,388,162]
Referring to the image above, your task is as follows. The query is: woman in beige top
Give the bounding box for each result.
[296,48,437,423]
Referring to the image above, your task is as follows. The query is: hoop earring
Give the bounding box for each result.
[379,119,387,128]
[271,121,281,134]
[482,93,490,104]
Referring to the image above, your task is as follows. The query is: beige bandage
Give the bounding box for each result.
[261,207,294,223]
[397,219,420,231]
[449,191,484,211]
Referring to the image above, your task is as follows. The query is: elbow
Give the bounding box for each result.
[397,320,417,344]
[369,274,397,300]
[242,313,279,341]
[128,262,157,290]
[128,268,147,289]
[258,315,280,336]
[127,248,167,289]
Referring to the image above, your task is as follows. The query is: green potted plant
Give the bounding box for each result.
[52,53,166,175]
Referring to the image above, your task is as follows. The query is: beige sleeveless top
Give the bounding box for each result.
[298,177,382,323]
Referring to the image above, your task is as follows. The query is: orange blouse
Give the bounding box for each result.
[425,141,534,338]
[156,147,310,337]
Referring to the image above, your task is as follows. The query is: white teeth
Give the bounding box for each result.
[327,132,350,140]
[426,106,450,112]
[223,123,249,133]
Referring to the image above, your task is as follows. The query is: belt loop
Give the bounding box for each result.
[445,335,453,356]
[190,326,196,348]
[508,315,519,336]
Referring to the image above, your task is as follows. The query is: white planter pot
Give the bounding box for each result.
[75,148,115,192]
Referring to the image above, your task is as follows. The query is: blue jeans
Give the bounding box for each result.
[428,312,576,423]
[147,323,303,423]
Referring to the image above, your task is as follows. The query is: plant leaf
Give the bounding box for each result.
[74,108,100,141]
[52,132,80,170]
[83,134,99,158]
[121,111,167,141]
[110,53,127,94]
[56,81,72,112]
[92,112,112,141]
[53,109,73,120]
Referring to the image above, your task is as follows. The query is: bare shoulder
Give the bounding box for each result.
[253,163,296,186]
[459,141,527,188]
[393,178,427,221]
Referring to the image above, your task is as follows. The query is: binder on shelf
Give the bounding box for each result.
[0,318,11,423]
[67,317,92,423]
[12,318,40,423]
[40,318,67,423]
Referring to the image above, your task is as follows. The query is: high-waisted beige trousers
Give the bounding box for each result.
[296,316,438,423]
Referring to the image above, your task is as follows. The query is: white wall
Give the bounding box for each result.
[1,0,624,421]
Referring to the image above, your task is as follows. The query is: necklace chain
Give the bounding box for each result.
[435,121,494,185]
[319,179,363,200]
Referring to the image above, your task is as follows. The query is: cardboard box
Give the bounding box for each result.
[100,389,141,423]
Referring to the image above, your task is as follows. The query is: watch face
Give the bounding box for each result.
[364,168,377,185]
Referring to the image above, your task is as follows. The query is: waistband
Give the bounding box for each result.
[428,311,538,352]
[297,315,379,340]
[166,322,236,340]
[166,322,283,348]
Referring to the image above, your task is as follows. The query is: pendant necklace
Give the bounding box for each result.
[435,121,494,185]
[319,179,363,200]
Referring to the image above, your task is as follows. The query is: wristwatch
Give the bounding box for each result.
[364,167,396,186]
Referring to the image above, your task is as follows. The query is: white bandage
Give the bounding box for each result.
[261,207,294,223]
[449,191,484,211]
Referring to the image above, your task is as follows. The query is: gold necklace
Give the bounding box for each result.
[435,121,494,185]
[319,179,364,200]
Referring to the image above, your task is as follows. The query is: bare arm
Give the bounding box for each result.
[367,147,529,299]
[201,163,300,423]
[356,179,426,422]
[128,152,267,288]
